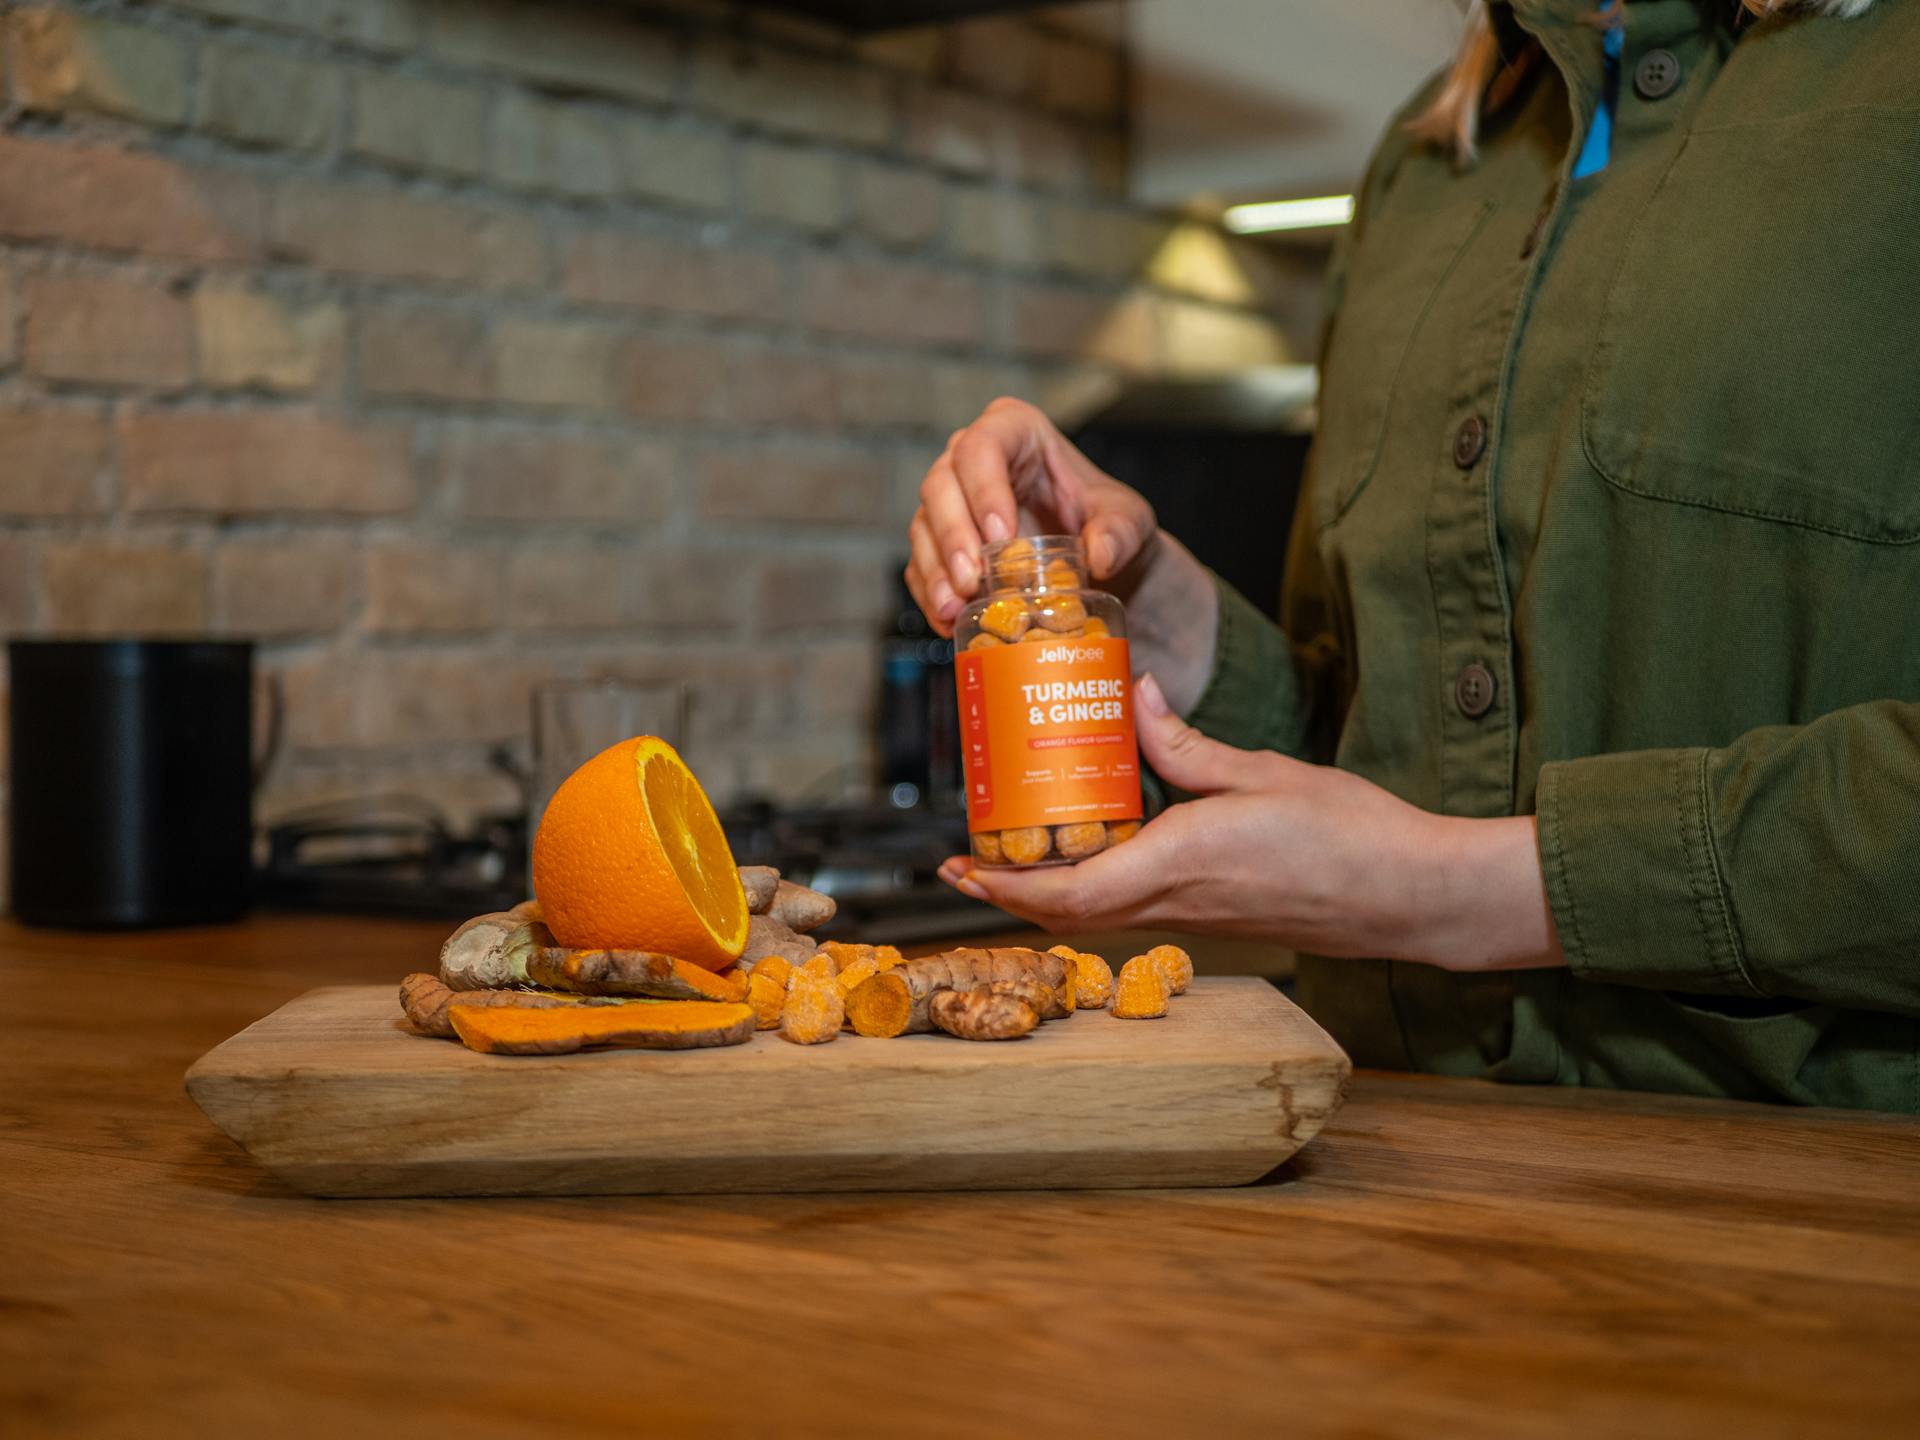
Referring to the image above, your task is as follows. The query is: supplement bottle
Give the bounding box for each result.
[953,536,1144,867]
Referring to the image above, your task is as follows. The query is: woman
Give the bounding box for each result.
[906,0,1920,1112]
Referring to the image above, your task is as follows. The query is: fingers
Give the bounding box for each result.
[917,453,984,599]
[1134,672,1269,796]
[1082,485,1156,582]
[906,511,959,634]
[949,422,1024,549]
[937,830,1174,932]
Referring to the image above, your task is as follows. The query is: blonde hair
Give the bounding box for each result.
[1409,0,1882,164]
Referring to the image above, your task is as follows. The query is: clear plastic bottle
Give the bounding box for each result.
[953,536,1144,868]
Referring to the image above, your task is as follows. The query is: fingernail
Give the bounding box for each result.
[1090,531,1117,577]
[1137,672,1170,717]
[982,512,1011,543]
[949,549,978,592]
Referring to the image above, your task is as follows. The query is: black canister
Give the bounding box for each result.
[7,640,255,928]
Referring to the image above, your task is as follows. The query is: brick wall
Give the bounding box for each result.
[0,0,1308,838]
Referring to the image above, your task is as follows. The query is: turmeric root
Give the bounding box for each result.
[842,947,1070,1037]
[739,866,780,913]
[988,977,1056,1019]
[873,945,905,971]
[780,972,843,1045]
[1113,956,1170,1018]
[1146,944,1194,996]
[742,914,817,970]
[439,912,553,990]
[526,947,747,1003]
[451,1000,755,1055]
[747,970,787,1030]
[930,988,1038,1041]
[766,880,836,933]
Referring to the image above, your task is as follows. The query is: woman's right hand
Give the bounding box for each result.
[906,397,1222,714]
[906,397,1158,636]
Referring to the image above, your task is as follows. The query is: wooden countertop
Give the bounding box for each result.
[4,915,1917,1438]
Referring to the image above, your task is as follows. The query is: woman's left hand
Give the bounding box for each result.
[937,675,1567,974]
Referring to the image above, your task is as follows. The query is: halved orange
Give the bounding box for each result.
[531,736,748,971]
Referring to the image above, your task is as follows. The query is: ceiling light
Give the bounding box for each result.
[1222,195,1355,235]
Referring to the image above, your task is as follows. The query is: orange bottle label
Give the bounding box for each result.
[957,637,1143,834]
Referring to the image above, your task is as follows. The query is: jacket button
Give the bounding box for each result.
[1453,416,1489,469]
[1455,662,1497,719]
[1634,49,1682,100]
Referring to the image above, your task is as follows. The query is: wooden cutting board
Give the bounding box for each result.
[186,978,1350,1198]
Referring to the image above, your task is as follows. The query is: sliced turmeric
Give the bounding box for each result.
[835,954,881,995]
[754,954,794,990]
[873,944,905,970]
[451,1000,754,1054]
[1113,956,1170,1018]
[399,972,571,1039]
[816,941,872,973]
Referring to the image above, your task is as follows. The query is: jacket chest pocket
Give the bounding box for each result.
[1580,108,1920,544]
[1314,199,1491,531]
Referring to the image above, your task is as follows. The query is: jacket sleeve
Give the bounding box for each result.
[1536,700,1920,1018]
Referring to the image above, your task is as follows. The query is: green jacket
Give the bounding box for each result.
[1189,0,1920,1111]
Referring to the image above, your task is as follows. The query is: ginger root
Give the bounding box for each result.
[1146,944,1193,996]
[780,971,843,1045]
[1113,956,1170,1018]
[526,947,747,1003]
[739,866,780,913]
[930,988,1038,1041]
[742,914,817,970]
[439,912,552,990]
[451,1000,755,1055]
[767,880,836,934]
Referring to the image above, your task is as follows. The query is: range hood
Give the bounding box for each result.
[751,0,1091,31]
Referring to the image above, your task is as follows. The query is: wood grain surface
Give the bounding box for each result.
[4,916,1918,1439]
[188,979,1349,1197]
